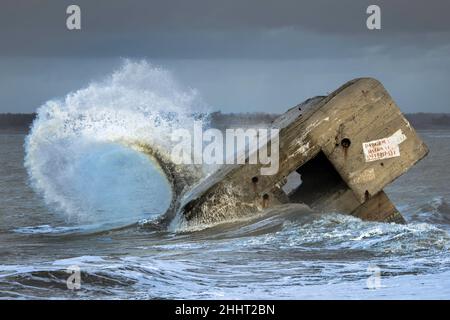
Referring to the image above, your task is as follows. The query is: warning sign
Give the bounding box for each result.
[362,130,407,162]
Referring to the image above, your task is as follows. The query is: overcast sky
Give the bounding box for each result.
[1,0,450,113]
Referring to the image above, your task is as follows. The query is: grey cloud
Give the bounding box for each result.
[0,1,450,114]
[1,0,450,58]
[3,0,450,32]
[2,55,450,113]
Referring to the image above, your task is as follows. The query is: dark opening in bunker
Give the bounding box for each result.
[283,151,347,207]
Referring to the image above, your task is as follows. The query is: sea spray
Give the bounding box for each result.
[24,60,209,228]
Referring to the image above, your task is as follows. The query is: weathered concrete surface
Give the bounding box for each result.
[179,78,428,225]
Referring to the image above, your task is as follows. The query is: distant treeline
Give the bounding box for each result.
[210,111,450,130]
[0,113,36,131]
[405,113,450,129]
[209,111,278,131]
[1,112,450,132]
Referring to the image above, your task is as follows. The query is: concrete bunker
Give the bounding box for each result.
[284,151,346,207]
[176,78,428,226]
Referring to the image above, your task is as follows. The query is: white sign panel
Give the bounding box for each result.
[362,129,407,162]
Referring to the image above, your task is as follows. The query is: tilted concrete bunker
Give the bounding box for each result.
[177,78,429,225]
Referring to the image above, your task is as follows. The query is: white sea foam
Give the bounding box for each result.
[24,60,208,227]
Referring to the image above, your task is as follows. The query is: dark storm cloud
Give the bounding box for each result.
[1,1,450,113]
[3,0,450,32]
[1,0,450,58]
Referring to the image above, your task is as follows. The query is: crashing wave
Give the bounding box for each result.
[25,60,208,229]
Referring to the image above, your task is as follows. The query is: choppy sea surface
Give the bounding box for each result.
[0,62,449,299]
[0,129,449,299]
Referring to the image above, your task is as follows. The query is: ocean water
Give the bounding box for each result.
[1,62,449,299]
